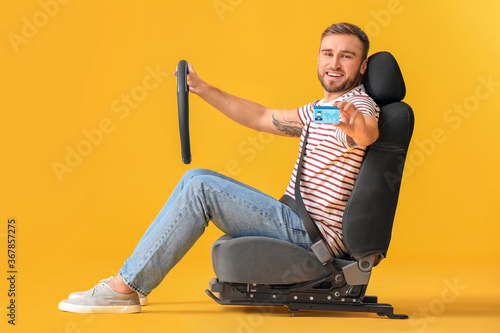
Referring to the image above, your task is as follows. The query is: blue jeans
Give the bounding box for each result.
[118,169,312,296]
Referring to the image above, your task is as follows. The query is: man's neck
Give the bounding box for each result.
[323,84,362,103]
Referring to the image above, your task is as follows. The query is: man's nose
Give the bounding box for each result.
[329,54,341,69]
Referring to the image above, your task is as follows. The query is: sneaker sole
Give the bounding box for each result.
[69,292,148,306]
[68,291,148,306]
[58,301,141,314]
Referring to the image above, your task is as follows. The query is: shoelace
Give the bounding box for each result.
[88,276,113,297]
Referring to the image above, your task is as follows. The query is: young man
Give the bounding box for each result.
[58,22,380,314]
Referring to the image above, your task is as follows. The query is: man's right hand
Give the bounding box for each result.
[172,62,302,137]
[173,63,206,95]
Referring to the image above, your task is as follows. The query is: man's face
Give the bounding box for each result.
[317,34,367,102]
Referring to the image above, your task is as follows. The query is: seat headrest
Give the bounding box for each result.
[364,52,406,106]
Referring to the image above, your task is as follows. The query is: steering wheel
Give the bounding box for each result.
[177,60,191,164]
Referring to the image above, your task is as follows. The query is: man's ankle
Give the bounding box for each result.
[107,276,134,294]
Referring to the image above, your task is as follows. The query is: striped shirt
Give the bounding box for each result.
[284,85,380,258]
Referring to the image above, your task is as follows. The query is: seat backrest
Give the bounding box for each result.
[342,52,415,260]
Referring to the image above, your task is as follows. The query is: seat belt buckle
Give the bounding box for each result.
[311,240,333,265]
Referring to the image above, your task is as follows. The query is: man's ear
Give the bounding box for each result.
[360,58,368,75]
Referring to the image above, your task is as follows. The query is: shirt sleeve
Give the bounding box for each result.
[345,95,380,120]
[297,100,320,125]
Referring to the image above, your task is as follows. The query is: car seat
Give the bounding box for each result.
[205,51,414,319]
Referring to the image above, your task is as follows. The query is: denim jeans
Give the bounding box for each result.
[118,169,312,296]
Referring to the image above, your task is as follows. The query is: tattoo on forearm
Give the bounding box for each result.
[272,114,303,137]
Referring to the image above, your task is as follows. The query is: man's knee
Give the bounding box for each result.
[180,169,237,198]
[181,169,219,192]
[182,168,213,180]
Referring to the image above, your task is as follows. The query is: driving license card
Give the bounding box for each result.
[313,106,340,124]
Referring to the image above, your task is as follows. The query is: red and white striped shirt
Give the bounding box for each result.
[284,85,380,258]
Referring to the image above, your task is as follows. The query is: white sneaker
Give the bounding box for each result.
[69,277,148,306]
[59,280,141,314]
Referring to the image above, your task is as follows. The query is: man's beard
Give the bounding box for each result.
[318,68,362,94]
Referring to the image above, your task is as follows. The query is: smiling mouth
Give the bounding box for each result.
[326,72,343,78]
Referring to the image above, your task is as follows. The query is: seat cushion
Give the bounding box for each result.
[211,235,332,284]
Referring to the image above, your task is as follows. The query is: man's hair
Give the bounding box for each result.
[321,22,370,61]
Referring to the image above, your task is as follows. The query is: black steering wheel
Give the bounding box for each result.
[177,60,191,164]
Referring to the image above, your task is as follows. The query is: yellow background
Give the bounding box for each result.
[1,0,499,332]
